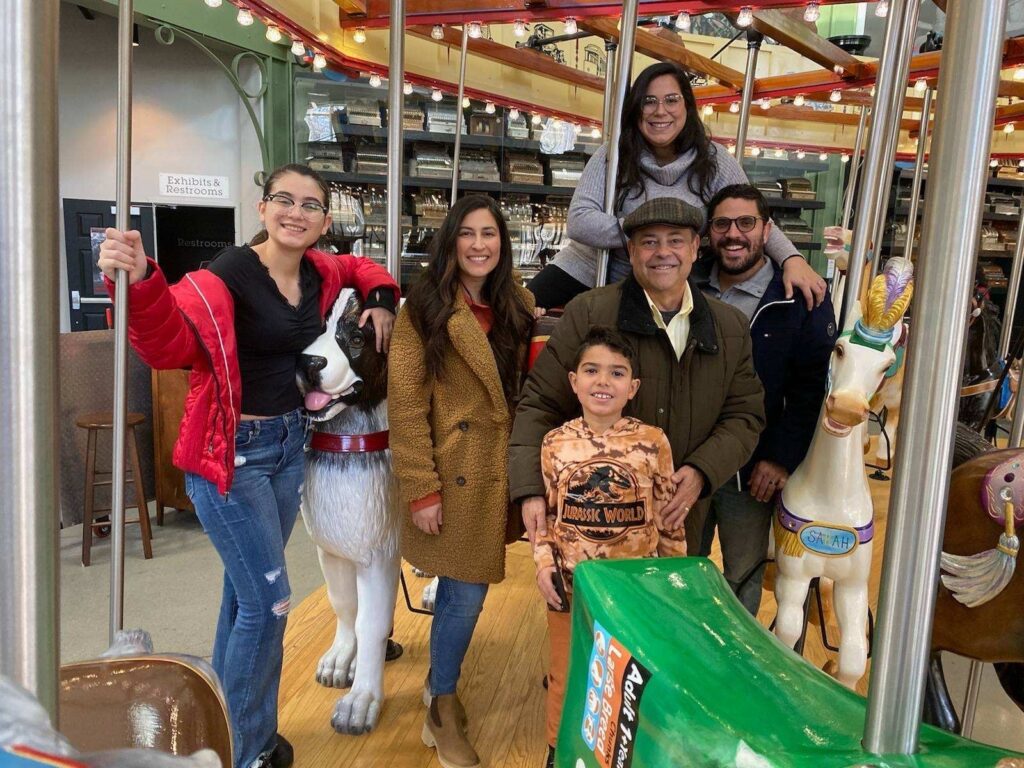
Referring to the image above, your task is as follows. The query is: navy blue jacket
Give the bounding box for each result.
[694,256,836,483]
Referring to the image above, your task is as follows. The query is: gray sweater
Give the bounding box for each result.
[550,143,802,286]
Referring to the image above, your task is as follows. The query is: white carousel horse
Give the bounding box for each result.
[774,258,914,689]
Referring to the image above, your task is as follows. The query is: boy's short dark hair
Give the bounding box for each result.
[571,326,638,374]
[706,183,770,222]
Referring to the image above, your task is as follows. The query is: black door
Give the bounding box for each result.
[154,204,236,284]
[63,199,156,331]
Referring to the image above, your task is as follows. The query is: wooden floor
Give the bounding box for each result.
[279,454,896,767]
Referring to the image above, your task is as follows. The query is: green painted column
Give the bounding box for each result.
[264,57,295,169]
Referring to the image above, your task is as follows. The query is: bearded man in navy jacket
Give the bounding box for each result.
[693,184,837,615]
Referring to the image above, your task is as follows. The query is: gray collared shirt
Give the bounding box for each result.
[701,258,774,321]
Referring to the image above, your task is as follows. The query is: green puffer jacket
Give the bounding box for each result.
[509,275,765,551]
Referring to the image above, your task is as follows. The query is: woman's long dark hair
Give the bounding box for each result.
[249,163,331,246]
[615,62,717,211]
[404,195,534,403]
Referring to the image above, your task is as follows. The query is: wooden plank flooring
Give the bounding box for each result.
[280,459,896,766]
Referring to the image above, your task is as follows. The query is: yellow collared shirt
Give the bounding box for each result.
[644,284,693,360]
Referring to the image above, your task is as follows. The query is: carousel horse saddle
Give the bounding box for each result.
[981,450,1024,528]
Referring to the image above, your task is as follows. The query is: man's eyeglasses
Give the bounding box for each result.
[263,193,329,219]
[709,215,765,234]
[641,93,684,113]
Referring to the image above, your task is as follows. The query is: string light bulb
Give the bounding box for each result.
[702,104,714,117]
[467,21,483,38]
[804,2,820,22]
[736,6,754,27]
[774,148,785,158]
[830,89,842,103]
[564,17,578,35]
[513,19,527,37]
[914,77,928,93]
[403,81,413,95]
[509,107,520,120]
[591,127,601,139]
[353,27,366,44]
[819,152,829,161]
[532,113,542,125]
[750,145,761,157]
[291,39,305,56]
[729,101,740,113]
[369,73,382,88]
[794,94,806,107]
[676,12,691,32]
[1015,65,1024,81]
[727,144,736,155]
[1005,122,1016,134]
[431,88,443,102]
[760,98,771,110]
[312,53,327,72]
[462,96,471,108]
[990,158,999,168]
[431,25,444,40]
[485,101,496,114]
[797,150,806,159]
[841,153,850,163]
[204,0,222,7]
[236,8,254,26]
[875,0,889,17]
[265,26,282,43]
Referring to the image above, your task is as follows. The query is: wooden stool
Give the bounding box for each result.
[77,411,153,566]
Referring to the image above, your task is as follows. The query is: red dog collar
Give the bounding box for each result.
[310,430,389,453]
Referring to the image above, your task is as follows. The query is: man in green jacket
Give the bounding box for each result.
[510,197,765,553]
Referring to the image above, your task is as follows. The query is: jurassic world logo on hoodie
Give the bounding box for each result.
[560,459,646,542]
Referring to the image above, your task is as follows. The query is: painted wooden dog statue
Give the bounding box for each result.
[297,288,400,735]
[774,257,914,688]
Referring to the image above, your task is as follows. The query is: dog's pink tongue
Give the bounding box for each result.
[305,391,333,411]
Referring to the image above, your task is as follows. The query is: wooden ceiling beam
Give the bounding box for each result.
[335,0,367,16]
[407,24,605,93]
[578,17,746,90]
[738,8,870,79]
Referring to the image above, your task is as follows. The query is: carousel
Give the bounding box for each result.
[3,1,1024,766]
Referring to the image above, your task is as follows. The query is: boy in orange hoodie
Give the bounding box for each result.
[535,326,687,763]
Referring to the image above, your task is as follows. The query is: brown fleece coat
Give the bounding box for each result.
[388,287,535,584]
[509,275,765,553]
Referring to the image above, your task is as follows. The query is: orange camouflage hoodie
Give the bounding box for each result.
[535,417,686,588]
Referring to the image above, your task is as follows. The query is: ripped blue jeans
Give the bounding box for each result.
[185,408,307,768]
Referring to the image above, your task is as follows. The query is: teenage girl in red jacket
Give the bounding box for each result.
[98,164,399,768]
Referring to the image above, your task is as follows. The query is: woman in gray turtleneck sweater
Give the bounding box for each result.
[528,61,826,311]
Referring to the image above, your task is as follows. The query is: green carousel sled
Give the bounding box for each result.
[555,557,1024,768]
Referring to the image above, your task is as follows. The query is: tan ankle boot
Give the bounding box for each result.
[421,695,481,768]
[422,672,468,728]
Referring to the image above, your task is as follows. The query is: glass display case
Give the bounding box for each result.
[294,72,600,291]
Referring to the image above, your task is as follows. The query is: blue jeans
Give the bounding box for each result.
[185,409,307,768]
[699,479,773,616]
[429,577,489,696]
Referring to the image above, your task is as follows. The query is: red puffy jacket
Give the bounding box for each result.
[110,249,399,495]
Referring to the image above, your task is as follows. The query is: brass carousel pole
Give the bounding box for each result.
[385,0,405,284]
[734,30,762,162]
[863,0,1008,753]
[0,0,61,718]
[109,0,135,643]
[594,0,638,288]
[841,0,920,327]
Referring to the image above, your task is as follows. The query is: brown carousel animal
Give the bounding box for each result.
[924,424,1024,730]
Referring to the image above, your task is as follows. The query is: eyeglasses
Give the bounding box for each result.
[709,215,765,234]
[641,93,684,113]
[263,193,329,219]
